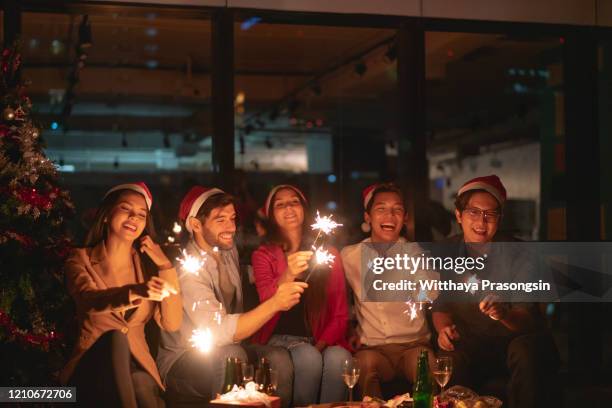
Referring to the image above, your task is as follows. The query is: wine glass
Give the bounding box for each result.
[432,356,453,395]
[342,358,360,402]
[242,363,254,386]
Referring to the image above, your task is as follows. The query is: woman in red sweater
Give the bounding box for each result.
[251,184,351,405]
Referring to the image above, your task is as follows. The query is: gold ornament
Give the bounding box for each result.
[3,108,15,121]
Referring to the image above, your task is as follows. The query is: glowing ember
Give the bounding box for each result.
[176,249,206,275]
[311,211,343,235]
[172,222,182,234]
[190,328,213,353]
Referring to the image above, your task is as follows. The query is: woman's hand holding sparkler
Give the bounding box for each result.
[281,251,313,282]
[131,276,178,302]
[271,281,309,311]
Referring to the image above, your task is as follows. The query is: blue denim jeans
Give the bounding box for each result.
[268,335,351,405]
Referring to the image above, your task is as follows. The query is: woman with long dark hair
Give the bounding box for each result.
[60,182,182,407]
[251,185,351,405]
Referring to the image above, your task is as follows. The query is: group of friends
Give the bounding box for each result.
[59,175,559,408]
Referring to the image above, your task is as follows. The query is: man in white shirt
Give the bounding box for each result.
[341,183,438,398]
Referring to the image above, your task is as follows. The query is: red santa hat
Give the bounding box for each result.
[103,182,153,210]
[457,175,507,205]
[360,184,382,233]
[179,186,225,233]
[362,184,380,210]
[263,184,307,218]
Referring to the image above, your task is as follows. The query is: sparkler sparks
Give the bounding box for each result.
[304,210,343,283]
[176,249,206,275]
[311,211,343,235]
[190,328,213,353]
[404,301,419,321]
[404,290,432,321]
[313,246,335,266]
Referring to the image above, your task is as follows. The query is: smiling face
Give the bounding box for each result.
[107,191,148,242]
[365,191,406,243]
[455,191,501,243]
[195,203,237,249]
[271,188,305,233]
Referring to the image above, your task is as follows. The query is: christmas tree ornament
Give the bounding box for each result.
[3,107,15,120]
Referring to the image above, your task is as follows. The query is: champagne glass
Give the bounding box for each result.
[432,356,453,395]
[342,358,360,402]
[242,363,254,386]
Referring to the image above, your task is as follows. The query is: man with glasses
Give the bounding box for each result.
[432,175,558,408]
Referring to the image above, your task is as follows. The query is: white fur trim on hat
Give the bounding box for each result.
[458,181,503,205]
[104,183,152,209]
[186,188,224,233]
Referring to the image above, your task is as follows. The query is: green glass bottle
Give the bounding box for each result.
[258,357,271,394]
[413,349,433,408]
[222,357,236,394]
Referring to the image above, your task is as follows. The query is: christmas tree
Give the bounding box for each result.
[0,44,75,385]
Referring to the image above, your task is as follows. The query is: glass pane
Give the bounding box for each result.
[21,9,212,241]
[22,10,212,173]
[426,32,563,241]
[234,17,396,246]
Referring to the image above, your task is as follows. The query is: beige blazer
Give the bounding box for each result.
[59,242,182,390]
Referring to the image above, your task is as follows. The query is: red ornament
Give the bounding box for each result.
[16,187,54,210]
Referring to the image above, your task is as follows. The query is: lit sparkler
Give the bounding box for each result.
[172,222,182,234]
[176,249,206,275]
[313,246,335,266]
[189,301,224,353]
[404,290,432,321]
[310,211,342,247]
[404,301,419,321]
[303,211,343,283]
[190,328,213,353]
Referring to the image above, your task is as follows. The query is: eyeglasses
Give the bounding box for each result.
[463,207,501,223]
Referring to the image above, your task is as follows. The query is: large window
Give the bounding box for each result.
[233,16,397,243]
[22,9,212,173]
[21,7,213,240]
[425,32,563,240]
